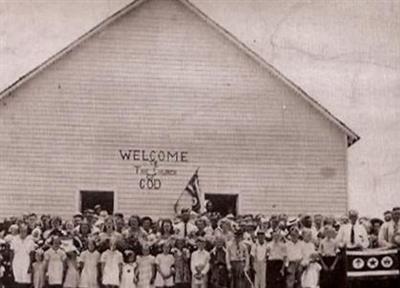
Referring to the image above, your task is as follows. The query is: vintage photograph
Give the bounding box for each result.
[0,0,399,287]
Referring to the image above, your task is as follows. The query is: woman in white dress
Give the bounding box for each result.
[10,223,36,288]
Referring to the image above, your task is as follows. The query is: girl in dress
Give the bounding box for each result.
[154,242,175,288]
[120,250,137,288]
[44,236,67,288]
[301,253,322,288]
[171,238,191,288]
[136,245,156,288]
[64,247,80,288]
[32,249,46,288]
[101,238,124,288]
[79,239,101,288]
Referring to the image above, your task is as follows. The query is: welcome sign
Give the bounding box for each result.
[119,149,189,189]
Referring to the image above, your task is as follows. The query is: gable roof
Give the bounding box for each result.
[0,0,359,146]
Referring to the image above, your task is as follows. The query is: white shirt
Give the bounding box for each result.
[267,241,287,261]
[336,223,369,249]
[286,240,304,262]
[191,249,210,276]
[251,241,268,263]
[174,222,198,238]
[301,241,316,266]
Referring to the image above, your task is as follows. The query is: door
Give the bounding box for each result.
[80,191,114,214]
[205,193,238,216]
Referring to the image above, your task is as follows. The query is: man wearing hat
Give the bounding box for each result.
[94,204,102,216]
[285,227,303,288]
[379,207,400,248]
[251,229,268,288]
[336,210,369,250]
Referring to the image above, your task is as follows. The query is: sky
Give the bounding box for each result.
[0,0,399,217]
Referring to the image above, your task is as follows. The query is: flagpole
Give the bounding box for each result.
[173,167,200,214]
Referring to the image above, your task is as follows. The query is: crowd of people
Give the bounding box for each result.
[0,202,399,288]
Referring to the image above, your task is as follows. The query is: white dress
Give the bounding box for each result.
[10,236,36,284]
[64,259,80,288]
[44,248,67,285]
[154,254,174,287]
[101,250,123,286]
[120,263,137,288]
[136,255,155,288]
[301,262,321,288]
[79,250,101,288]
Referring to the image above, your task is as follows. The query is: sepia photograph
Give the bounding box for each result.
[0,0,399,287]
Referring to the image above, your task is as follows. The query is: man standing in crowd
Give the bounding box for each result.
[336,210,369,250]
[285,228,303,288]
[175,209,198,239]
[379,207,400,248]
[251,230,268,288]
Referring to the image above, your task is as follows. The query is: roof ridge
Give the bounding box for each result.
[0,0,359,146]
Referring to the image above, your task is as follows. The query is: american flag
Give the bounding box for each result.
[185,169,201,212]
[174,168,203,213]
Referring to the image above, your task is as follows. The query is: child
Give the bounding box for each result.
[32,249,46,288]
[301,253,321,288]
[44,236,67,288]
[136,244,156,288]
[120,250,137,288]
[171,238,191,288]
[191,237,210,288]
[64,246,80,288]
[101,238,124,288]
[209,237,229,288]
[79,239,101,288]
[154,242,175,288]
[318,226,339,288]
